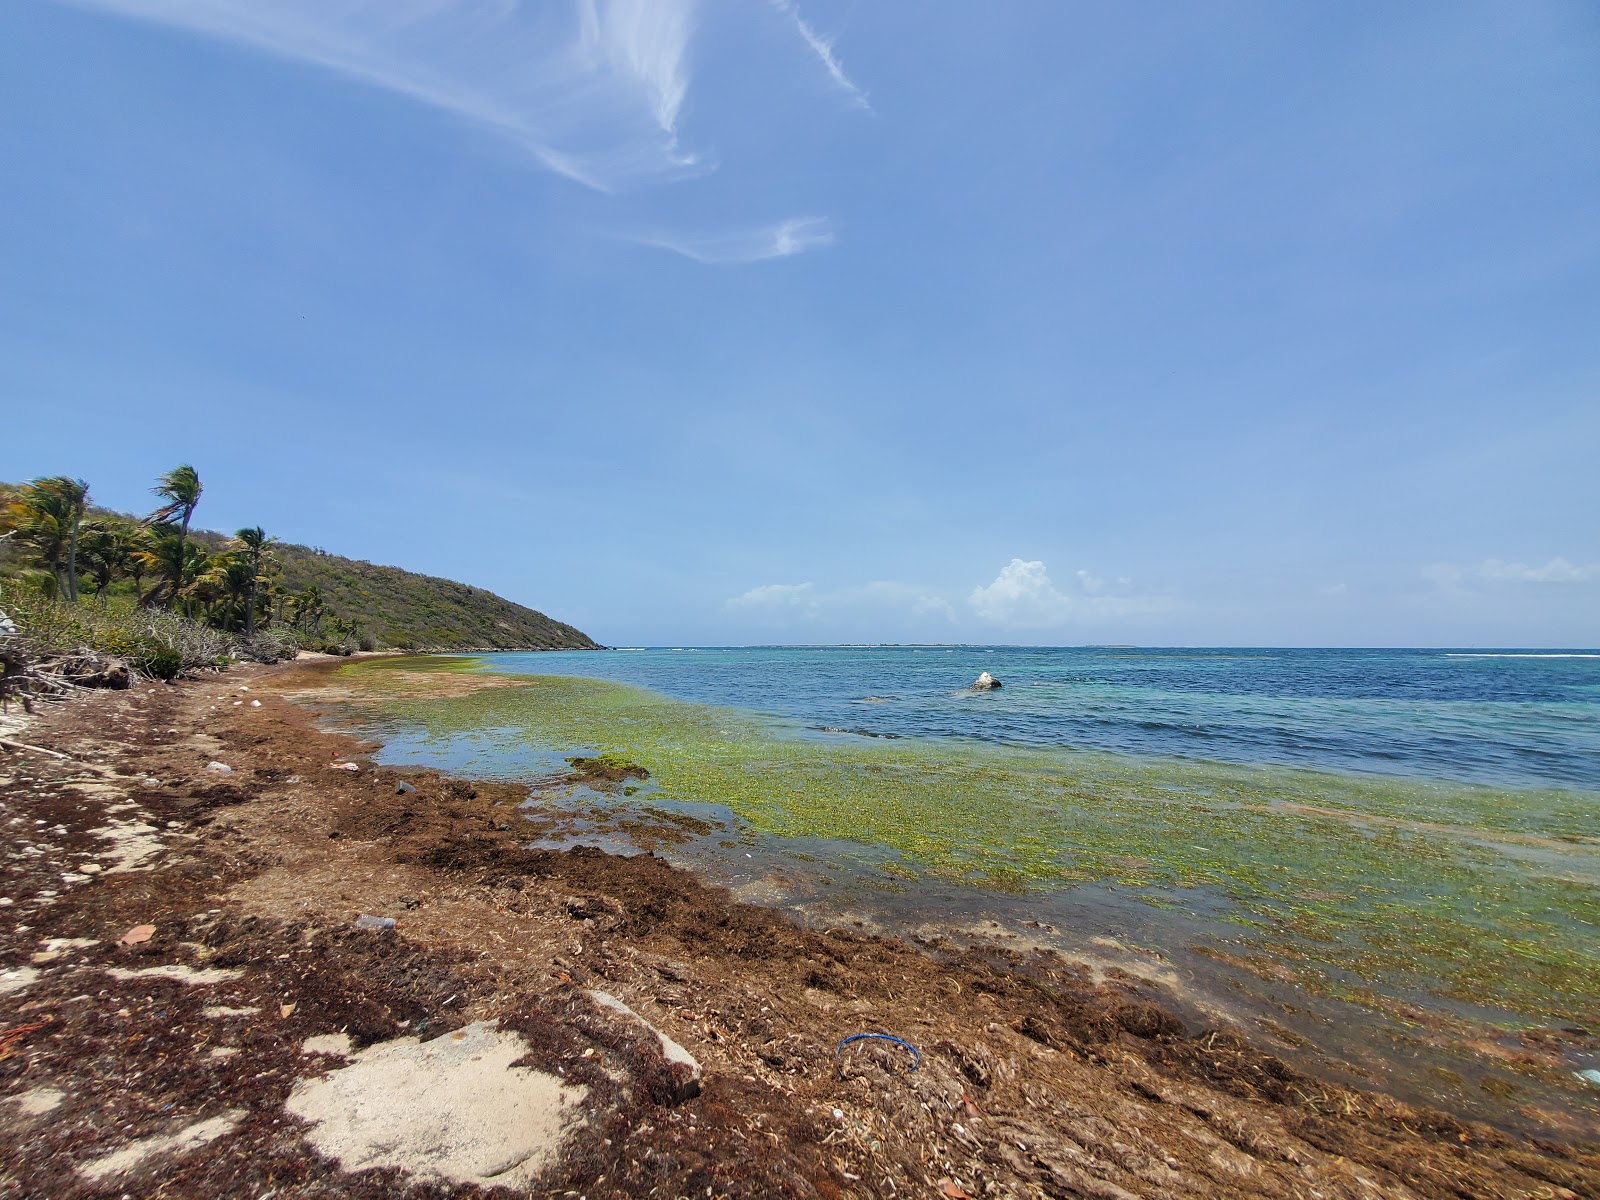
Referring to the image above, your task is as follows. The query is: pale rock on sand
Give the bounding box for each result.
[79,1110,245,1182]
[285,1021,584,1188]
[586,990,703,1102]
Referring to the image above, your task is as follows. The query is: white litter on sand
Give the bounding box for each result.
[79,1110,245,1182]
[106,965,245,986]
[285,1021,585,1188]
[201,1005,259,1019]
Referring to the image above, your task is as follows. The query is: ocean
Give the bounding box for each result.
[470,645,1600,790]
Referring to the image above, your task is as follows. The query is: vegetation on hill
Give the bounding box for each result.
[258,543,598,652]
[0,465,598,698]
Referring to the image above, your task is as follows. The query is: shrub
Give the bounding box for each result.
[3,590,237,680]
[237,628,300,664]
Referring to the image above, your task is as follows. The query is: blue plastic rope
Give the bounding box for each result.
[835,1032,921,1072]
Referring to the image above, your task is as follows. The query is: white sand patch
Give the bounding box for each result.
[106,965,244,986]
[0,708,30,740]
[79,1110,245,1182]
[32,937,98,963]
[285,1021,584,1188]
[8,1086,66,1116]
[0,966,41,995]
[302,1032,354,1056]
[42,937,97,952]
[96,817,164,873]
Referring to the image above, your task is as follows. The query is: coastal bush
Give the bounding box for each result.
[0,588,296,680]
[237,628,301,665]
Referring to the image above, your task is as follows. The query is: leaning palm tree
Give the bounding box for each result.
[232,526,277,638]
[4,477,89,599]
[147,465,203,611]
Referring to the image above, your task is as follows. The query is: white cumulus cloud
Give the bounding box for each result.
[970,559,1170,628]
[726,582,817,610]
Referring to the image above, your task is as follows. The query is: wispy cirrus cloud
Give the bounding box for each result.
[770,0,871,111]
[627,216,835,263]
[64,0,704,192]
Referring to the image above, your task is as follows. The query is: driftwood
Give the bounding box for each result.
[2,640,132,712]
[0,738,70,759]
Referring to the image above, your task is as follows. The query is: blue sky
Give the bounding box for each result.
[2,1,1596,647]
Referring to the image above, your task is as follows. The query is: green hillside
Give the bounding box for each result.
[269,542,601,651]
[1,481,600,652]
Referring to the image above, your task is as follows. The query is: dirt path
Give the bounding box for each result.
[1,661,1596,1199]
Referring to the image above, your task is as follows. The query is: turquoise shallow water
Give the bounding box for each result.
[475,645,1600,789]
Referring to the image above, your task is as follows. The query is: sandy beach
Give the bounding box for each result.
[1,659,1596,1199]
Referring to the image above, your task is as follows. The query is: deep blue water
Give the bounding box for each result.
[477,646,1600,791]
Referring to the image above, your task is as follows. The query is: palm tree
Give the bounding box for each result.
[118,524,153,601]
[50,478,89,602]
[290,585,326,634]
[138,526,209,614]
[147,465,203,612]
[233,526,277,638]
[4,477,89,599]
[77,520,128,602]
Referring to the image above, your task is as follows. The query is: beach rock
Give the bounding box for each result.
[971,672,1002,690]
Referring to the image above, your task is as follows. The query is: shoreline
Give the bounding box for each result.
[0,659,1596,1197]
[317,657,1600,1138]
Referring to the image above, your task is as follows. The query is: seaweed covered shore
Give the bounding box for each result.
[1,659,1596,1199]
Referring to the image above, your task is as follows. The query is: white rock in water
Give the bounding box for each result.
[972,671,1002,690]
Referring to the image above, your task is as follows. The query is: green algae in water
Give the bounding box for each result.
[340,661,1600,1028]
